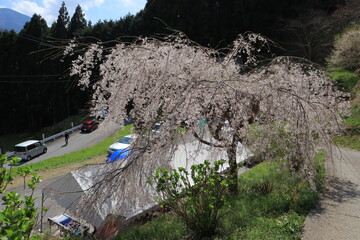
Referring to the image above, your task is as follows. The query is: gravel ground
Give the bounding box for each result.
[302,147,360,240]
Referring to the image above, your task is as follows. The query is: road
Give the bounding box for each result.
[6,122,120,168]
[302,147,360,240]
[1,122,121,232]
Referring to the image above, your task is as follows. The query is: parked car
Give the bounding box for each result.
[151,122,162,135]
[107,134,137,156]
[14,140,47,161]
[81,120,99,132]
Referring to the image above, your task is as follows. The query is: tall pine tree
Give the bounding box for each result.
[51,1,70,39]
[69,5,87,37]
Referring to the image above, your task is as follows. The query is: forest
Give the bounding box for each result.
[0,0,357,135]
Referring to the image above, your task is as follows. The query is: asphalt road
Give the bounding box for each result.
[302,147,360,240]
[6,122,120,168]
[1,122,121,232]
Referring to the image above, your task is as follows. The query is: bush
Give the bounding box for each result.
[0,154,42,240]
[148,160,232,239]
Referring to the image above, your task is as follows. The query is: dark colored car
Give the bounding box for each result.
[81,120,99,132]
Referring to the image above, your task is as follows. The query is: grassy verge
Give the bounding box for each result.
[334,135,360,151]
[327,67,360,92]
[327,68,360,150]
[115,154,325,240]
[15,125,132,173]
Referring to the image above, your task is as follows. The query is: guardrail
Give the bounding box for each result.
[41,124,81,143]
[6,124,82,158]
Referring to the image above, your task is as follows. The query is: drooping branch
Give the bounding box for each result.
[63,31,349,214]
[192,131,227,148]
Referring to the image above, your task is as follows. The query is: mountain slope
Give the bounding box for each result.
[0,8,30,32]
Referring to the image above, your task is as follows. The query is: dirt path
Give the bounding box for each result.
[302,147,360,240]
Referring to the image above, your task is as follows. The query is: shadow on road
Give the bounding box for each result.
[9,153,48,167]
[307,176,360,216]
[79,131,92,134]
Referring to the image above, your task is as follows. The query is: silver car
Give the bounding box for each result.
[14,140,47,161]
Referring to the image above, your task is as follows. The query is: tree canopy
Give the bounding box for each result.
[67,33,348,194]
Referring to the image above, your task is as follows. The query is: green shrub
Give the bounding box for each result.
[148,160,232,239]
[117,157,325,240]
[0,155,42,240]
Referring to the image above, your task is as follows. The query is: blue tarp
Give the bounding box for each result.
[106,148,130,163]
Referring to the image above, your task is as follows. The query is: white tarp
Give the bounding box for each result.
[43,134,252,228]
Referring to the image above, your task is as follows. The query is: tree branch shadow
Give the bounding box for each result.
[307,176,360,216]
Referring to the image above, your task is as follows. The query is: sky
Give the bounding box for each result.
[0,0,147,25]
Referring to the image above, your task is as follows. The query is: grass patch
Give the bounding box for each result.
[314,151,326,192]
[334,135,360,151]
[115,154,325,240]
[115,214,185,240]
[327,68,360,150]
[327,67,360,92]
[334,96,360,150]
[15,125,132,173]
[219,161,318,239]
[344,97,360,130]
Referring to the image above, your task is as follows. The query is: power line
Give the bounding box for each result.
[0,75,61,78]
[0,80,69,83]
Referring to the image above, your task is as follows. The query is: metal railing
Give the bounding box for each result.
[41,124,81,143]
[6,123,82,158]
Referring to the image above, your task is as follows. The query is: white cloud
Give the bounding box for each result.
[11,0,58,24]
[78,0,106,11]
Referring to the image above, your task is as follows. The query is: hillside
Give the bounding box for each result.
[0,8,30,32]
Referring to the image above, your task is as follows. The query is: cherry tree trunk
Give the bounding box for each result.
[227,144,238,194]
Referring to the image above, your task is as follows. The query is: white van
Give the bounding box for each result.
[14,140,47,161]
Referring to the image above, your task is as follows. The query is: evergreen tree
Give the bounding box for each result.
[12,14,50,131]
[69,5,87,37]
[51,1,70,39]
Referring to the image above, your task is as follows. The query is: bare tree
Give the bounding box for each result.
[281,10,334,63]
[66,33,347,198]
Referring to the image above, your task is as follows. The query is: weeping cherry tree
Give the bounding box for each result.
[66,33,348,194]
